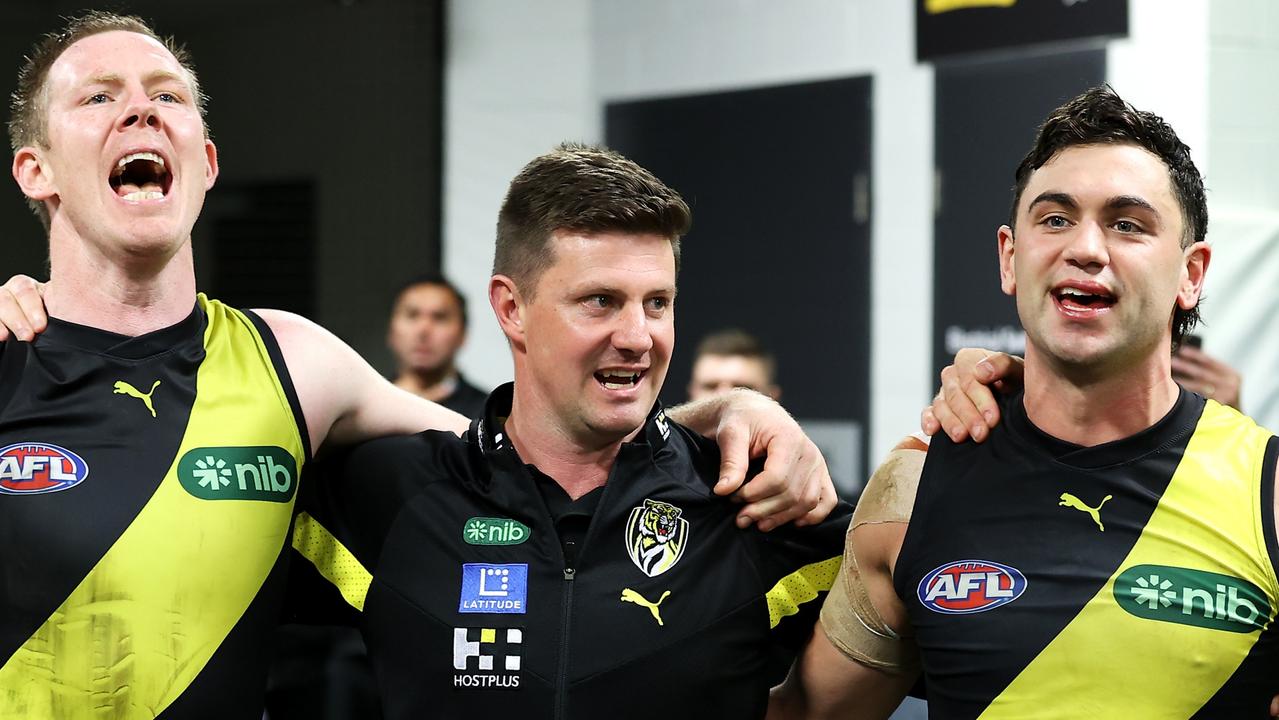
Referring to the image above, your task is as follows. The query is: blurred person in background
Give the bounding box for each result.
[1172,336,1243,410]
[688,328,782,402]
[387,273,488,418]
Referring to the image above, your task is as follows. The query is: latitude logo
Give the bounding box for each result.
[1114,564,1270,633]
[177,446,297,503]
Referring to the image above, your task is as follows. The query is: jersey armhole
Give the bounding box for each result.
[0,341,27,416]
[242,309,313,463]
[1259,436,1279,584]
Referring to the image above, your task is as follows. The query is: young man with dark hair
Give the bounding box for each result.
[387,273,488,417]
[689,328,781,401]
[293,144,853,719]
[0,14,840,718]
[774,87,1279,718]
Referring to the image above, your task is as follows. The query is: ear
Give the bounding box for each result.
[997,225,1017,297]
[12,146,56,203]
[489,274,526,349]
[1177,240,1211,310]
[203,138,219,190]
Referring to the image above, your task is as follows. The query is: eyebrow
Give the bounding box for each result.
[1105,195,1159,216]
[1027,192,1160,217]
[1027,192,1077,213]
[85,70,189,88]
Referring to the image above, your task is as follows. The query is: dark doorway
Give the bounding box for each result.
[607,76,873,493]
[195,182,316,318]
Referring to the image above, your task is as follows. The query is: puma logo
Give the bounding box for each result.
[113,380,161,418]
[1059,492,1112,532]
[621,588,671,626]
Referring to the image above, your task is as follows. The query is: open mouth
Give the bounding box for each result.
[109,151,172,201]
[595,370,644,390]
[1053,287,1116,312]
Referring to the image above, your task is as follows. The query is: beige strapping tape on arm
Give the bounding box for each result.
[818,439,926,674]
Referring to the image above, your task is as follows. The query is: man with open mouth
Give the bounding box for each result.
[773,88,1279,718]
[0,12,842,719]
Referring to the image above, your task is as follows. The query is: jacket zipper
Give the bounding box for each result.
[554,563,575,720]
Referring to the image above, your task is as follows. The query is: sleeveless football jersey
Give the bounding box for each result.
[0,295,308,719]
[895,390,1279,718]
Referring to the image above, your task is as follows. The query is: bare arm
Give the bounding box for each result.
[667,388,837,531]
[256,309,469,453]
[921,348,1024,443]
[771,441,925,718]
[770,623,917,720]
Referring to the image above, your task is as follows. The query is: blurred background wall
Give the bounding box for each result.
[1,0,1278,482]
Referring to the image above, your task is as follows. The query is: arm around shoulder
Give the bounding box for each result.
[255,309,469,453]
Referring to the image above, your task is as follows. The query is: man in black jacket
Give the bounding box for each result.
[293,143,852,719]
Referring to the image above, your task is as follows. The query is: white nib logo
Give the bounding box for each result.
[1132,574,1176,610]
[193,456,231,490]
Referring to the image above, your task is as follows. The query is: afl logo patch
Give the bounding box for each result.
[0,442,90,494]
[918,559,1027,614]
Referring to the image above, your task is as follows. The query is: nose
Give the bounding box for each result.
[613,303,654,356]
[118,95,162,132]
[1062,220,1109,270]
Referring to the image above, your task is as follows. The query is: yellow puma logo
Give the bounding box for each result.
[113,380,161,418]
[1059,492,1112,532]
[621,588,671,626]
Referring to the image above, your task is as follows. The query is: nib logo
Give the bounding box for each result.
[178,447,297,503]
[1115,564,1271,633]
[463,517,531,546]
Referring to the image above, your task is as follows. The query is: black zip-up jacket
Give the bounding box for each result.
[291,383,851,720]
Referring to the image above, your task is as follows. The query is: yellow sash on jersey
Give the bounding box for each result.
[980,401,1279,718]
[0,296,306,718]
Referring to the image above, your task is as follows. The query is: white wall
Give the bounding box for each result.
[1202,0,1279,428]
[444,0,597,388]
[1110,0,1279,429]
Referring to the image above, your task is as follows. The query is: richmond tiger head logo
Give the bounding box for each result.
[625,498,690,577]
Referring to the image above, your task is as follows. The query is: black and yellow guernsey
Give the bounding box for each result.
[895,389,1279,718]
[0,295,309,719]
[290,383,849,720]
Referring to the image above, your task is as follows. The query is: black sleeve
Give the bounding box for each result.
[0,340,26,417]
[283,433,452,625]
[747,499,854,683]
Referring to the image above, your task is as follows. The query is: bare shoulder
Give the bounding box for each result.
[252,308,335,349]
[854,435,927,530]
[250,308,370,451]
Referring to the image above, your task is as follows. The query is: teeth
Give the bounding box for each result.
[599,371,640,390]
[600,371,639,380]
[122,191,164,201]
[117,151,164,168]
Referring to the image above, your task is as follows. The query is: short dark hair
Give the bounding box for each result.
[494,142,692,297]
[1009,86,1208,346]
[694,329,776,382]
[390,273,468,329]
[9,11,208,231]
